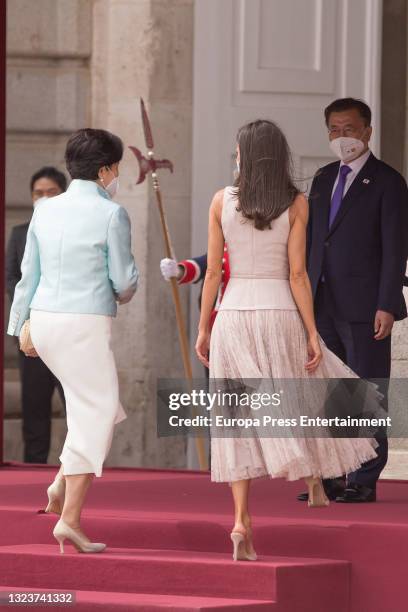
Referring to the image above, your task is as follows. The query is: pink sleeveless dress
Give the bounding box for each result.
[209,186,379,483]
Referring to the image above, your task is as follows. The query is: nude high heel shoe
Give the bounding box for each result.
[53,519,106,554]
[44,477,66,515]
[306,477,330,508]
[243,526,257,561]
[230,529,257,561]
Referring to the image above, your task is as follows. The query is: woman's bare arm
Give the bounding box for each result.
[198,189,224,333]
[288,194,321,370]
[195,189,224,365]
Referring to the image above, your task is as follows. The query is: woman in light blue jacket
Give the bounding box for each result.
[8,128,138,553]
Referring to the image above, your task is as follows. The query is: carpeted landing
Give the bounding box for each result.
[0,464,406,611]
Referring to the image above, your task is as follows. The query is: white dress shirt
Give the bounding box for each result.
[331,148,371,198]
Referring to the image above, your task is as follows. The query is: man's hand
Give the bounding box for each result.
[374,310,394,340]
[160,258,183,281]
[24,347,39,358]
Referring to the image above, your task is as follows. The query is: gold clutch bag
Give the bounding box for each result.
[19,319,35,354]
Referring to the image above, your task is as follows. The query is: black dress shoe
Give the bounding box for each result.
[335,483,376,503]
[297,478,346,502]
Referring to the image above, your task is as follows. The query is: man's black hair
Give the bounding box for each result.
[30,166,67,192]
[65,128,123,180]
[324,98,372,127]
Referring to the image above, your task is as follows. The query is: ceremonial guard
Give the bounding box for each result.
[160,245,230,330]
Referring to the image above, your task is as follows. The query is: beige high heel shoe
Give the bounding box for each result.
[243,526,257,561]
[230,529,257,561]
[306,477,330,508]
[44,477,66,515]
[53,519,106,554]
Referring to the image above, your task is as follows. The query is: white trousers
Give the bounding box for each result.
[30,310,127,477]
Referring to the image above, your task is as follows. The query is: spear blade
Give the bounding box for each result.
[140,98,154,150]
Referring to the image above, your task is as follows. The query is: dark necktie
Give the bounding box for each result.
[329,165,352,227]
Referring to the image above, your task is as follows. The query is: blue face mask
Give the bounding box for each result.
[105,176,119,198]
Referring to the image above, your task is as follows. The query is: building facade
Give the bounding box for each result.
[3,0,408,476]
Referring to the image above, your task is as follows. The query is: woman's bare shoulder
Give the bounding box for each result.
[210,188,226,220]
[212,188,225,205]
[288,192,309,226]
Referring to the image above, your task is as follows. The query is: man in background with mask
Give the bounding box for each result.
[299,97,408,503]
[6,166,67,464]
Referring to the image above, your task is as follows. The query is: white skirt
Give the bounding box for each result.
[30,310,127,477]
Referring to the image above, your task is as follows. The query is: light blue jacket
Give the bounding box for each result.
[8,179,139,336]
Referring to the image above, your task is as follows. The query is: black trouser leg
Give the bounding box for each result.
[314,283,347,363]
[315,283,391,490]
[55,378,66,416]
[18,349,57,463]
[341,323,391,489]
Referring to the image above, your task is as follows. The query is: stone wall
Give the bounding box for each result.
[3,0,408,477]
[91,0,193,469]
[4,0,92,461]
[4,0,194,470]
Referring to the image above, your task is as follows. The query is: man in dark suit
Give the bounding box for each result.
[6,166,67,463]
[299,98,408,503]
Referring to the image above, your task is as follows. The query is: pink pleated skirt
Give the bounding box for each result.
[209,309,379,483]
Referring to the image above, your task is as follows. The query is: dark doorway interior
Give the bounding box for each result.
[381,0,407,172]
[0,1,6,464]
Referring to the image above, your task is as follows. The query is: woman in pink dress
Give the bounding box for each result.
[195,120,380,562]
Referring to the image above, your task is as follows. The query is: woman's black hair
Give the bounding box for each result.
[65,128,124,180]
[233,120,300,230]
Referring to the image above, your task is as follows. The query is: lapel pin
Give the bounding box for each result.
[362,178,370,184]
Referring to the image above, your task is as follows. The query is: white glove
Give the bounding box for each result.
[160,258,181,281]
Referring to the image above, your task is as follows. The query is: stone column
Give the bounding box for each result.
[91,0,194,469]
[4,0,92,461]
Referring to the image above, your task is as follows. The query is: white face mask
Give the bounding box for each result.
[105,175,119,198]
[329,136,365,163]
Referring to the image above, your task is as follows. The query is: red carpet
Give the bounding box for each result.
[0,464,406,611]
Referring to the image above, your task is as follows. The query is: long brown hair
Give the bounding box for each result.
[233,120,300,230]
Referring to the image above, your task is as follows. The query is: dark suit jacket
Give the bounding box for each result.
[192,254,207,310]
[307,153,408,322]
[6,222,29,302]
